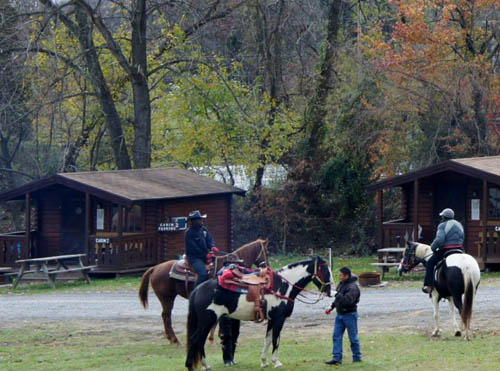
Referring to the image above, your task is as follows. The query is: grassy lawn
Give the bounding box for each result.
[1,322,499,370]
[1,252,499,295]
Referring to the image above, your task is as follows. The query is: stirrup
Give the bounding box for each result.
[254,308,265,323]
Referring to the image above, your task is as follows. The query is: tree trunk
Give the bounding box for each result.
[304,0,343,164]
[131,0,151,168]
[74,8,132,169]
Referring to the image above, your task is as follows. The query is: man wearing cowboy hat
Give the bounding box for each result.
[185,210,218,286]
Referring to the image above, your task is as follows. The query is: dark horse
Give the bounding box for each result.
[185,255,333,370]
[139,239,269,345]
[398,242,480,340]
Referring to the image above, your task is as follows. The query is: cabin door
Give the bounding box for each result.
[61,197,86,255]
[434,183,467,228]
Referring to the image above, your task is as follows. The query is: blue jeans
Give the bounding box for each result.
[189,257,209,287]
[332,312,362,362]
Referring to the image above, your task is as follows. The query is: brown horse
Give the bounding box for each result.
[138,238,269,345]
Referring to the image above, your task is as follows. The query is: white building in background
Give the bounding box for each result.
[198,165,287,191]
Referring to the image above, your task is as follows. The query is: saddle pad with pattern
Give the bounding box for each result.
[169,259,196,282]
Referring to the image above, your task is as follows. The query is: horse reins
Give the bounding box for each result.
[266,258,331,304]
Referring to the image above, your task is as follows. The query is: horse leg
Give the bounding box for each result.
[160,295,180,345]
[447,299,461,337]
[231,319,241,364]
[199,315,217,371]
[270,317,285,368]
[261,320,273,368]
[208,323,217,345]
[431,294,441,337]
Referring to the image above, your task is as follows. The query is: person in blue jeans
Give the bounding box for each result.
[325,266,362,365]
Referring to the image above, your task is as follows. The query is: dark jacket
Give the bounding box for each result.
[185,225,215,261]
[330,275,360,314]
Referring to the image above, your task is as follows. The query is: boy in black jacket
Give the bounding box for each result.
[325,266,362,365]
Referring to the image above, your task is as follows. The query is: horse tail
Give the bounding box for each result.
[186,290,201,369]
[461,267,475,331]
[139,266,155,309]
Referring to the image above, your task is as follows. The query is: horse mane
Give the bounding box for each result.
[277,255,321,272]
[414,242,432,260]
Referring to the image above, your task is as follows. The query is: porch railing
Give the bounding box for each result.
[479,227,500,263]
[382,220,415,248]
[88,232,157,270]
[0,231,37,267]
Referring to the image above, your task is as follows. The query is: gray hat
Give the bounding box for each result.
[439,208,454,219]
[188,210,206,220]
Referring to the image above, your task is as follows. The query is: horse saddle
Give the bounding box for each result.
[169,257,213,282]
[244,268,271,323]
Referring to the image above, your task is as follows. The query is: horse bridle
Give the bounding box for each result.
[311,257,332,293]
[270,256,332,304]
[400,244,427,272]
[254,240,269,266]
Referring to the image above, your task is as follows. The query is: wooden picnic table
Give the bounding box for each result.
[371,247,406,279]
[8,254,96,289]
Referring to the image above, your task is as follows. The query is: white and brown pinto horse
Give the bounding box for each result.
[398,242,480,340]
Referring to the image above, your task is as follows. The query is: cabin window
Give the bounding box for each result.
[127,205,143,232]
[111,204,143,232]
[488,187,500,219]
[96,204,105,230]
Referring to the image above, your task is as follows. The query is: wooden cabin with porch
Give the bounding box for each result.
[0,168,245,274]
[368,156,500,270]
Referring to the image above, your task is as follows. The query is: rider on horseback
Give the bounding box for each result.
[185,210,218,286]
[422,208,464,294]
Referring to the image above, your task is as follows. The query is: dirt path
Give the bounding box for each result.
[2,285,500,335]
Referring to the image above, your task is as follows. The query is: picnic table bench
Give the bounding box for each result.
[371,247,405,279]
[6,254,96,289]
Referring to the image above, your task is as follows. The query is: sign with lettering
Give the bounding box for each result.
[158,217,187,232]
[158,222,178,232]
[95,238,110,244]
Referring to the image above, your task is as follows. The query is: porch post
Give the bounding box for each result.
[118,205,123,266]
[413,179,419,242]
[377,190,383,249]
[482,180,488,263]
[85,193,90,265]
[25,192,31,258]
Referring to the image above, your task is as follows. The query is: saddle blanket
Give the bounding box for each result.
[169,259,196,282]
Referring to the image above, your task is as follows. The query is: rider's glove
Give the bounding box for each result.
[211,246,219,252]
[325,308,332,315]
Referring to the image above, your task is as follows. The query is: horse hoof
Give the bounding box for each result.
[261,362,269,368]
[455,331,461,337]
[273,361,283,368]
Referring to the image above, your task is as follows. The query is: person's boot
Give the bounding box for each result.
[422,285,433,294]
[325,359,342,365]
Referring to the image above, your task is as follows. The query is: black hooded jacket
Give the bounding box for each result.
[329,275,360,314]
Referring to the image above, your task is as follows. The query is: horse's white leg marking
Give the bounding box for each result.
[261,328,272,368]
[201,356,211,371]
[271,335,282,368]
[431,294,441,337]
[447,299,461,336]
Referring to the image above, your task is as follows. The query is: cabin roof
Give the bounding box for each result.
[368,156,500,192]
[0,167,245,206]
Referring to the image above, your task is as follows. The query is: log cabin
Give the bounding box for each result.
[0,168,245,274]
[368,156,500,270]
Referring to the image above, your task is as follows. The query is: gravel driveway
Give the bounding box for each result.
[2,286,500,334]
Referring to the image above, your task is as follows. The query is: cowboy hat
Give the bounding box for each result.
[188,210,207,220]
